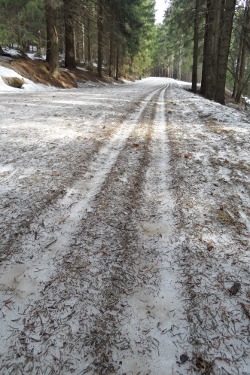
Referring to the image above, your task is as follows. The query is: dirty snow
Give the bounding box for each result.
[2,47,21,57]
[0,78,249,374]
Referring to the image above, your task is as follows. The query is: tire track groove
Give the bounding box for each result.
[0,84,166,372]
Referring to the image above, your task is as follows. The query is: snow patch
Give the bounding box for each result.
[0,65,55,92]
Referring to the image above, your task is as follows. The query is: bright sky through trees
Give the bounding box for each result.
[154,0,169,23]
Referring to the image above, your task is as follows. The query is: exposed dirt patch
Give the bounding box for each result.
[0,57,121,88]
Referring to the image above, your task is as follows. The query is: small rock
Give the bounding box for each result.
[180,354,189,363]
[228,281,241,295]
[207,242,214,251]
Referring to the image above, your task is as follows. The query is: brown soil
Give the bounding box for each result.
[0,57,120,88]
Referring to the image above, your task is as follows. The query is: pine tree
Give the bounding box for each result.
[45,0,60,77]
[153,0,197,81]
[192,0,200,92]
[64,0,77,68]
[97,0,104,77]
[215,0,237,103]
[201,0,236,104]
[231,0,250,102]
[0,0,45,51]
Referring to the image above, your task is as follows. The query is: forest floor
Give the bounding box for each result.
[0,54,123,90]
[0,77,249,375]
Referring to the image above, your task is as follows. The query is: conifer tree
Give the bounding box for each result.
[64,0,77,68]
[200,0,236,104]
[231,0,250,102]
[45,0,60,76]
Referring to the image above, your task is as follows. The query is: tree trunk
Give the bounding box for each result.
[201,0,236,104]
[201,0,223,99]
[200,1,208,95]
[75,22,86,63]
[76,23,85,63]
[97,0,104,78]
[85,18,92,66]
[235,0,250,102]
[201,0,216,98]
[178,47,182,80]
[232,33,244,98]
[64,1,76,68]
[115,45,119,81]
[45,0,60,77]
[211,0,223,97]
[192,0,200,93]
[215,0,236,104]
[235,41,247,102]
[109,12,114,78]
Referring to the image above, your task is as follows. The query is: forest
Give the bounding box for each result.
[0,0,250,104]
[0,1,250,374]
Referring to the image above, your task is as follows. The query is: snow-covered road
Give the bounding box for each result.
[0,78,249,374]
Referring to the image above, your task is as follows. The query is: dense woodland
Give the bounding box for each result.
[155,0,250,104]
[0,0,249,104]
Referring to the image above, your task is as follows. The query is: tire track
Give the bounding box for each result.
[22,83,185,375]
[0,86,155,257]
[0,83,166,369]
[76,86,165,375]
[110,84,185,374]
